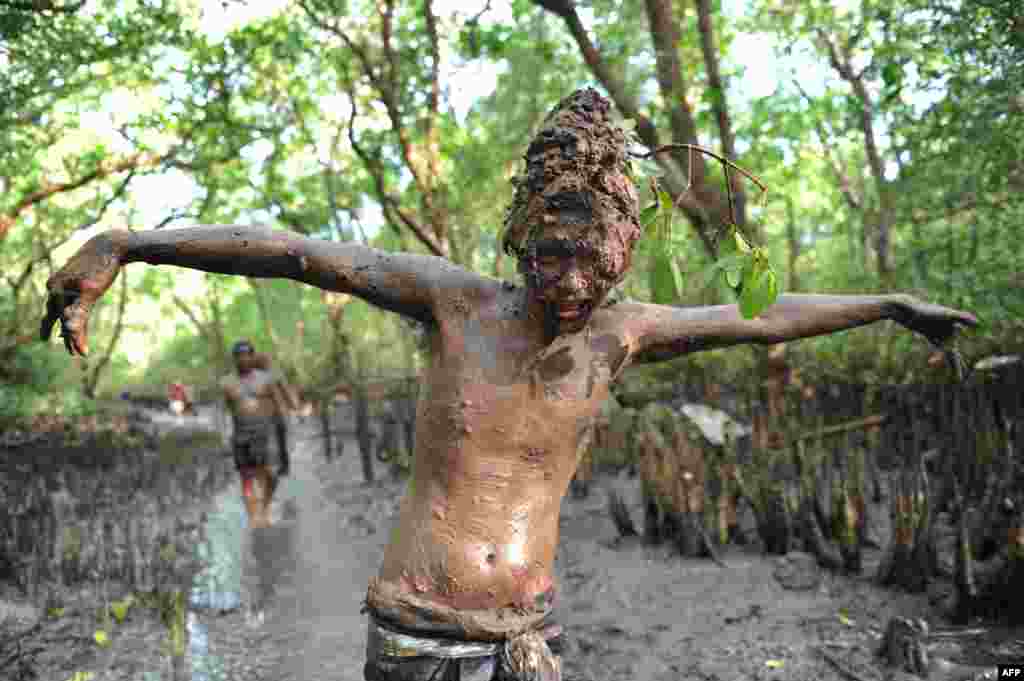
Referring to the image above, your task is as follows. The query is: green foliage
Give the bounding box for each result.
[639,170,780,317]
[3,0,1021,412]
[0,345,100,427]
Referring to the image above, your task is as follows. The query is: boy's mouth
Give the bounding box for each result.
[556,301,590,321]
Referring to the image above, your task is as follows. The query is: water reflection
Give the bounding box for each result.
[185,439,300,680]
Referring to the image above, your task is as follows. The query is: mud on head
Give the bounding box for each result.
[502,88,642,309]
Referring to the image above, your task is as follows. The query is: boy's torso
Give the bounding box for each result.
[222,368,279,426]
[371,282,634,638]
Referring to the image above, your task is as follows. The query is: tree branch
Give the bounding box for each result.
[302,0,451,258]
[793,79,863,212]
[0,152,163,243]
[1,0,86,13]
[819,31,894,278]
[645,0,700,154]
[170,293,211,342]
[695,0,746,227]
[344,94,447,257]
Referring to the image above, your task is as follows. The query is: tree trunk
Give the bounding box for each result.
[833,486,863,574]
[798,496,843,570]
[353,380,375,484]
[761,490,793,556]
[878,469,934,592]
[83,272,128,398]
[607,489,638,538]
[643,481,665,544]
[877,617,929,677]
[319,400,333,462]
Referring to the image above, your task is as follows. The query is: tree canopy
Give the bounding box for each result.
[2,0,1020,422]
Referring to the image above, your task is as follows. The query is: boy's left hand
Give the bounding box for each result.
[896,295,979,346]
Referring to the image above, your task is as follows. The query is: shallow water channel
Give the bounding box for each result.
[0,404,303,680]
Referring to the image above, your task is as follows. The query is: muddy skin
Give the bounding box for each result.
[221,351,289,529]
[368,89,643,639]
[43,87,977,644]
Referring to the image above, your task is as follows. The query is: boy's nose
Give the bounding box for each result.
[557,267,586,293]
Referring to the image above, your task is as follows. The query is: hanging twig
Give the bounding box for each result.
[632,143,768,227]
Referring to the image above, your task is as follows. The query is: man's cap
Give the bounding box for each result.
[231,340,255,356]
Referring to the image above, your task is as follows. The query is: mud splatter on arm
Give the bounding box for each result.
[120,225,487,323]
[625,294,929,362]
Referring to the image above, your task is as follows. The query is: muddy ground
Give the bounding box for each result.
[1,408,1020,681]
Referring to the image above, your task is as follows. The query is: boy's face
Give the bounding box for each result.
[234,350,256,374]
[521,225,633,334]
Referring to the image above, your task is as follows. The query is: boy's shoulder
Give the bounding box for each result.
[592,296,644,330]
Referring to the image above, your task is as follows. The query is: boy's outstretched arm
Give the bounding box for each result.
[41,226,479,356]
[623,293,979,363]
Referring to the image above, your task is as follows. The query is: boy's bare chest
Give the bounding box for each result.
[433,313,631,406]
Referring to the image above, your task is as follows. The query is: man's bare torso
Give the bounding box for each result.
[221,367,280,429]
[370,281,634,637]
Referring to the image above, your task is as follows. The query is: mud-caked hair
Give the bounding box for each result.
[501,88,641,276]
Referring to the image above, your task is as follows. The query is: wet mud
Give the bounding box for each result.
[3,405,1021,680]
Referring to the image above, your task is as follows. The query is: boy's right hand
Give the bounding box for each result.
[40,232,126,356]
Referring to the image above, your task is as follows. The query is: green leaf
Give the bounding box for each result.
[737,257,780,319]
[657,190,674,241]
[94,630,111,647]
[719,230,738,258]
[761,268,780,311]
[734,254,756,295]
[650,252,680,305]
[725,261,744,290]
[65,673,95,681]
[640,203,659,233]
[738,262,760,319]
[657,189,673,211]
[733,229,752,254]
[881,62,902,90]
[110,597,132,624]
[699,254,747,288]
[669,257,684,300]
[633,158,664,178]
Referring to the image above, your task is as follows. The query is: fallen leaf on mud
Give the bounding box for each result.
[765,659,784,668]
[65,673,95,681]
[93,629,110,647]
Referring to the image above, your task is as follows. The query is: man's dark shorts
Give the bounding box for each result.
[363,613,564,681]
[232,419,288,473]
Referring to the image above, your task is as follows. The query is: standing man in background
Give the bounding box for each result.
[220,340,296,528]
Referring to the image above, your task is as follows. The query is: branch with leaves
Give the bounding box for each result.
[632,144,778,319]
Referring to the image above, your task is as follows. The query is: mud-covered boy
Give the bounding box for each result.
[42,89,976,680]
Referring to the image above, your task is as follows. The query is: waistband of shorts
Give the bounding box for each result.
[368,615,500,659]
[367,612,562,661]
[364,600,560,641]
